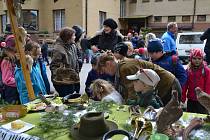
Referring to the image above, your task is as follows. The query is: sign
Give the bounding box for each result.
[0,127,40,140]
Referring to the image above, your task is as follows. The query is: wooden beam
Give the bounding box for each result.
[6,0,35,101]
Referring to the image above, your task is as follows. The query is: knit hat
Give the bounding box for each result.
[147,39,163,53]
[72,25,85,42]
[113,42,128,56]
[5,35,15,48]
[103,18,118,30]
[126,69,160,87]
[190,48,204,61]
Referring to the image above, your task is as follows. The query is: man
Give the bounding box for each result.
[147,39,187,87]
[200,28,210,65]
[88,18,124,52]
[97,53,182,105]
[41,40,49,65]
[161,22,178,55]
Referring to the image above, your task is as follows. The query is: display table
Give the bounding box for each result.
[1,103,209,140]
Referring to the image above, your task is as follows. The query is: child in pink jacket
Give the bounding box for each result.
[182,48,210,114]
[0,35,19,104]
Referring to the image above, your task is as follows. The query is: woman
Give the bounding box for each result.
[50,27,80,97]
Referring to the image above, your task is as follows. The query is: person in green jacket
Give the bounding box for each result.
[126,69,163,108]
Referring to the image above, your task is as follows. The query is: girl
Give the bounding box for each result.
[90,79,123,104]
[15,41,47,104]
[1,35,19,104]
[182,48,210,114]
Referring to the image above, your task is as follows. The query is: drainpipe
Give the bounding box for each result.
[192,0,196,30]
[85,0,88,34]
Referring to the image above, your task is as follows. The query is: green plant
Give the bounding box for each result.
[140,27,152,39]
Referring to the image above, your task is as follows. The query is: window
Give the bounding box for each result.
[155,0,163,2]
[53,9,65,32]
[197,15,206,21]
[99,11,106,29]
[142,0,149,3]
[154,16,162,22]
[22,10,38,31]
[182,16,190,22]
[129,0,137,3]
[1,14,7,33]
[168,16,176,22]
[179,34,203,44]
[120,0,126,17]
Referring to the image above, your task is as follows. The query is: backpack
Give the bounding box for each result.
[171,55,178,75]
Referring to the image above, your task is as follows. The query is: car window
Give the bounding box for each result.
[179,34,204,44]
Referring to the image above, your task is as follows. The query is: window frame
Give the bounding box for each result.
[197,15,206,22]
[22,9,39,31]
[154,16,162,22]
[182,15,191,22]
[168,16,176,22]
[142,0,150,3]
[53,9,65,32]
[1,14,7,33]
[99,11,107,29]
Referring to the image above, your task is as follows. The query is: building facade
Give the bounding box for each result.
[0,0,120,37]
[119,0,210,36]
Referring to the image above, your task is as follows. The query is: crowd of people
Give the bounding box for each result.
[0,18,210,115]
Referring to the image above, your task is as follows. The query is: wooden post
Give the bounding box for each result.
[6,0,35,100]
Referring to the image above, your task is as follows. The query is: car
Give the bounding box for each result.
[176,32,206,64]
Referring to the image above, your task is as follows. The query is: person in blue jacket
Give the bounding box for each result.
[161,22,178,55]
[147,39,187,87]
[15,41,46,104]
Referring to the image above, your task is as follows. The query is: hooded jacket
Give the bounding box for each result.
[15,62,47,104]
[152,53,187,87]
[50,38,80,85]
[182,63,210,102]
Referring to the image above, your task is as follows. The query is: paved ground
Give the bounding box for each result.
[46,63,92,94]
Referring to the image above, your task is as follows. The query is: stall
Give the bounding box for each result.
[1,95,210,140]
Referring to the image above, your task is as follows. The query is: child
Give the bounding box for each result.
[90,79,123,104]
[0,35,19,104]
[182,48,210,114]
[126,69,163,109]
[15,41,47,104]
[85,53,114,97]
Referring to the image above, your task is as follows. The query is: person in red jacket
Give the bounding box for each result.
[182,48,210,114]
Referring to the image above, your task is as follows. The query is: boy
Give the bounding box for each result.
[126,69,163,108]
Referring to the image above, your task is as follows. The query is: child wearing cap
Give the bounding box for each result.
[90,79,123,104]
[182,48,210,114]
[113,42,128,60]
[126,69,163,108]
